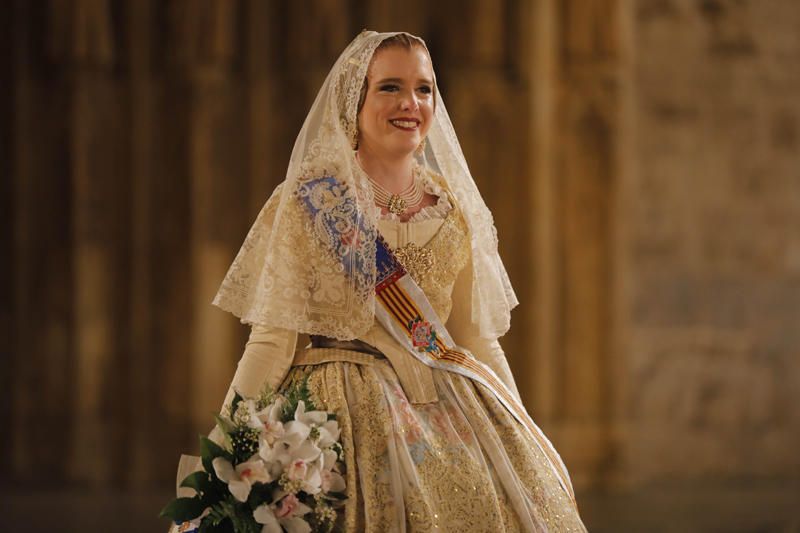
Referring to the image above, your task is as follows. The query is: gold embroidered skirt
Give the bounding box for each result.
[283,348,587,533]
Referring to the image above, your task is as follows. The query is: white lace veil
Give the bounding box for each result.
[212,30,518,340]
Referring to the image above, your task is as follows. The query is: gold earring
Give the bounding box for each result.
[349,124,359,150]
[415,137,427,157]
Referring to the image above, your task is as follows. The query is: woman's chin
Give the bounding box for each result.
[364,136,419,158]
[385,140,419,158]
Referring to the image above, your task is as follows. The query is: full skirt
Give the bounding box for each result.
[280,356,586,532]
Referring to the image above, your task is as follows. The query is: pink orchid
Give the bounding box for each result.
[254,495,312,533]
[212,455,272,502]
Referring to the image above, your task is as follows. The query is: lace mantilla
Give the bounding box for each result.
[213,30,518,340]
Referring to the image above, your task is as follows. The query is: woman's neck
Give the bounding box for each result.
[355,147,415,193]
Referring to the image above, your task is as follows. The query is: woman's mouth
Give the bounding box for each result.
[389,119,420,131]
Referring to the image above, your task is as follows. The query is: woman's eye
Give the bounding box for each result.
[379,84,399,92]
[417,86,432,94]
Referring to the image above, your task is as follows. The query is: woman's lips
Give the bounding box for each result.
[389,119,420,131]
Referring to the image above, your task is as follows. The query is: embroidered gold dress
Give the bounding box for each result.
[171,175,586,533]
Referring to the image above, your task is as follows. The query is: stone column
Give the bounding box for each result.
[59,0,131,485]
[526,0,629,488]
[168,0,249,433]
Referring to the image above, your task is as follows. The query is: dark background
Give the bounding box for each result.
[2,1,799,531]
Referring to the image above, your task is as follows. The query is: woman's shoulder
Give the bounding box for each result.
[423,167,448,191]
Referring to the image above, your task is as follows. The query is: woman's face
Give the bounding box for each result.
[357,45,435,158]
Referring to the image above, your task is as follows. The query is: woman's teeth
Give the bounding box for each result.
[390,120,418,129]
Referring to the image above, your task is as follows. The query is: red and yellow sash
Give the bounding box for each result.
[374,233,575,502]
[298,176,576,502]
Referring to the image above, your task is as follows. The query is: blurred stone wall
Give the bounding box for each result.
[2,0,798,498]
[622,0,800,485]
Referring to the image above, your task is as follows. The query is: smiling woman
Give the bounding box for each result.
[168,30,587,532]
[356,37,439,220]
[357,42,434,153]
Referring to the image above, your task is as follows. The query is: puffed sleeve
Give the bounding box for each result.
[208,324,298,444]
[177,325,298,495]
[445,254,523,403]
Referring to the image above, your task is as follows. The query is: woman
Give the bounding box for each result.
[173,30,586,532]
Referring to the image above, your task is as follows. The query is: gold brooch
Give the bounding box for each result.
[387,195,407,215]
[394,242,435,280]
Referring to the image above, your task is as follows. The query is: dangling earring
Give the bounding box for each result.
[415,137,427,157]
[345,118,359,150]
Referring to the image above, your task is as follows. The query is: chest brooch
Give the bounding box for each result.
[394,242,435,281]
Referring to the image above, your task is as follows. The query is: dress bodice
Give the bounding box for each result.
[214,174,522,414]
[376,167,470,323]
[377,206,470,323]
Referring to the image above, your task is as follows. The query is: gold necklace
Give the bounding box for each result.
[368,173,424,215]
[355,152,425,216]
[358,155,424,215]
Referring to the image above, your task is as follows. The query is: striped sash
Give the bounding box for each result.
[298,176,575,502]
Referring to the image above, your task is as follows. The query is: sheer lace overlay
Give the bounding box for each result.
[278,359,586,532]
[212,30,517,341]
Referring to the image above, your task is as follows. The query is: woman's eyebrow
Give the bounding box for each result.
[375,77,434,85]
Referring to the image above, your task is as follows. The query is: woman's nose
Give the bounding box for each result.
[399,91,419,111]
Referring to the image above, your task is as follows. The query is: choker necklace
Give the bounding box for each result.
[368,172,424,215]
[357,155,424,215]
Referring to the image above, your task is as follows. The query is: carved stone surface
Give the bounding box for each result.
[3,0,798,503]
[626,0,800,484]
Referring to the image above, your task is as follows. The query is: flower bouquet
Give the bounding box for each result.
[161,379,346,533]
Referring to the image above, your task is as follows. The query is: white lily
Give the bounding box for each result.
[253,503,282,533]
[320,467,346,493]
[281,420,310,449]
[212,455,271,502]
[254,398,286,444]
[259,440,292,471]
[319,448,338,471]
[317,448,345,492]
[260,433,320,464]
[317,419,341,448]
[286,458,322,494]
[281,517,312,533]
[294,400,328,427]
[283,401,334,452]
[259,436,322,490]
[278,403,325,463]
[254,495,312,533]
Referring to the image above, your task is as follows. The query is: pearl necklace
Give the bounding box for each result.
[363,164,425,216]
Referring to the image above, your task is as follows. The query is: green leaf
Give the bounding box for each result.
[200,436,229,474]
[180,471,211,495]
[231,390,244,416]
[281,376,317,419]
[197,519,216,533]
[214,413,237,435]
[255,383,275,410]
[200,496,262,533]
[199,516,234,533]
[159,496,207,521]
[246,480,276,508]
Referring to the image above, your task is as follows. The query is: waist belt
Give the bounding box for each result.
[309,335,384,356]
[307,334,437,405]
[292,347,381,367]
